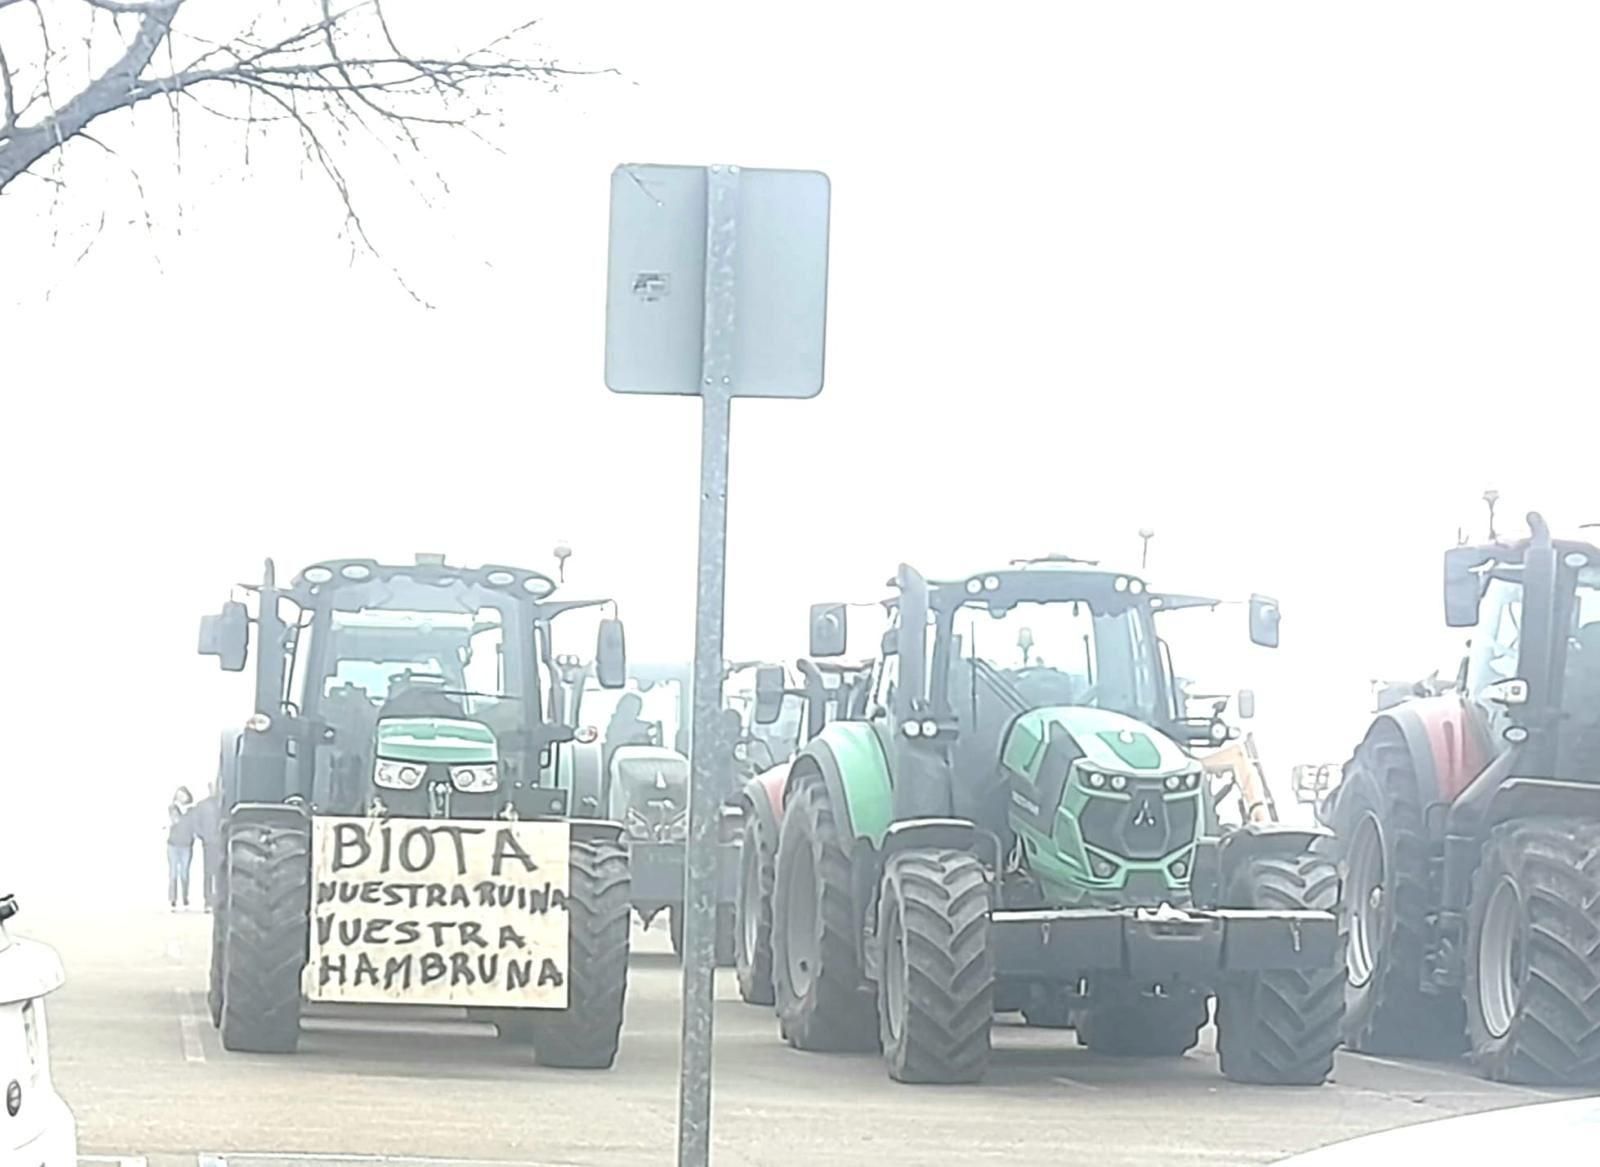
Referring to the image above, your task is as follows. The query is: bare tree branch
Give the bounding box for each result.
[0,0,609,290]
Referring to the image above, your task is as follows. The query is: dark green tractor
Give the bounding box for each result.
[197,555,634,1068]
[769,561,1343,1084]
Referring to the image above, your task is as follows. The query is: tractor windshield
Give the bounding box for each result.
[949,598,1165,723]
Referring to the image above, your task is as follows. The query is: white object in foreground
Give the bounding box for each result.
[1275,1098,1600,1165]
[0,894,76,1167]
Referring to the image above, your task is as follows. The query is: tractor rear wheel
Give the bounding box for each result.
[1076,990,1206,1056]
[772,769,878,1051]
[735,812,777,1005]
[1327,728,1465,1055]
[207,882,227,1028]
[668,904,737,967]
[876,848,994,1083]
[1216,850,1344,1085]
[532,837,631,1069]
[218,819,308,1054]
[1465,818,1600,1085]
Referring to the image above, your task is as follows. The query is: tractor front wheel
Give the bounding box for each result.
[1465,818,1600,1085]
[531,838,631,1069]
[772,769,878,1051]
[876,848,994,1084]
[1328,728,1464,1055]
[1215,850,1344,1085]
[735,812,777,1005]
[218,819,309,1054]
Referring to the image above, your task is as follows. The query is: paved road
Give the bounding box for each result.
[26,904,1587,1167]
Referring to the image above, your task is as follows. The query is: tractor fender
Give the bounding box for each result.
[784,722,895,850]
[226,801,310,837]
[1217,823,1331,888]
[1353,695,1486,835]
[216,729,243,803]
[880,818,1003,871]
[738,763,791,843]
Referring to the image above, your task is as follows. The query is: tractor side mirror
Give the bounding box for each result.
[198,601,249,672]
[595,618,627,689]
[809,603,848,658]
[753,665,786,725]
[1443,548,1485,628]
[1236,689,1256,720]
[1248,595,1281,648]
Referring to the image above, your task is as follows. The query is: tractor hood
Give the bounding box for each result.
[1012,706,1191,775]
[374,716,498,765]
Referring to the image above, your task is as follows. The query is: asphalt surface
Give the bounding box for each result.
[26,902,1591,1167]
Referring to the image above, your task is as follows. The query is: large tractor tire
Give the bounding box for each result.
[876,848,994,1084]
[1076,990,1206,1056]
[532,837,631,1069]
[1464,817,1600,1085]
[735,812,777,1005]
[668,903,737,968]
[1215,850,1344,1085]
[772,769,879,1051]
[218,819,309,1054]
[1326,727,1465,1055]
[207,900,226,1028]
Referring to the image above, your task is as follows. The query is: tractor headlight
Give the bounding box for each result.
[1185,771,1202,791]
[451,763,499,793]
[374,760,424,790]
[1085,771,1107,789]
[1109,774,1128,791]
[1164,775,1181,791]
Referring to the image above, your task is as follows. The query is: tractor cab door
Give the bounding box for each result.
[1463,576,1526,757]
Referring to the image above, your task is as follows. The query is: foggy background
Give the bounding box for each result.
[1,1,1594,906]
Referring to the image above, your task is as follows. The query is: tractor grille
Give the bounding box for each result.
[1079,786,1198,861]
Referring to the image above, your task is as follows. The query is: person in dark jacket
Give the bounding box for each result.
[166,786,197,909]
[191,790,223,910]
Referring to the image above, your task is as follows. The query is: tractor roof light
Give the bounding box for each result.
[303,565,334,584]
[340,563,372,581]
[1113,576,1129,592]
[485,570,517,587]
[965,578,984,595]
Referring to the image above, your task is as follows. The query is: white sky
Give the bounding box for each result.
[1,1,1596,890]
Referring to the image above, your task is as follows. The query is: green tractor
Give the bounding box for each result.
[197,555,634,1068]
[768,561,1344,1084]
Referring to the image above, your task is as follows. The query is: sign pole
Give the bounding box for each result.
[676,164,740,1167]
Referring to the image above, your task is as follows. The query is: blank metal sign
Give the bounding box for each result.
[604,164,830,398]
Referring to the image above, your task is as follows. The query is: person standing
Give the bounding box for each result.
[191,789,223,910]
[166,786,197,910]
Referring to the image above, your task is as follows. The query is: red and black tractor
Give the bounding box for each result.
[1322,512,1600,1083]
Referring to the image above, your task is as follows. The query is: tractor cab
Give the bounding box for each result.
[1443,518,1600,822]
[198,555,627,821]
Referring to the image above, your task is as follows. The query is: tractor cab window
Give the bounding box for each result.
[947,599,1163,722]
[1559,567,1600,771]
[1466,577,1524,700]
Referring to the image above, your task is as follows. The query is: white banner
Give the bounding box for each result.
[303,817,571,1008]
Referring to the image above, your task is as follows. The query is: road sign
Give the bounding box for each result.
[605,164,830,398]
[603,163,829,1167]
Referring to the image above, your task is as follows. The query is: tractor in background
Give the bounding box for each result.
[1320,513,1600,1083]
[197,555,634,1068]
[567,662,743,962]
[754,560,1344,1084]
[732,657,874,1005]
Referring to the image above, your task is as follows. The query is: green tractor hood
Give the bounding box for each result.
[375,716,498,765]
[1005,705,1193,776]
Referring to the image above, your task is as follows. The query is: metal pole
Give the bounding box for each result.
[677,164,739,1167]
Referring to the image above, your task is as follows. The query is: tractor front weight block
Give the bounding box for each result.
[626,840,740,906]
[991,906,1337,982]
